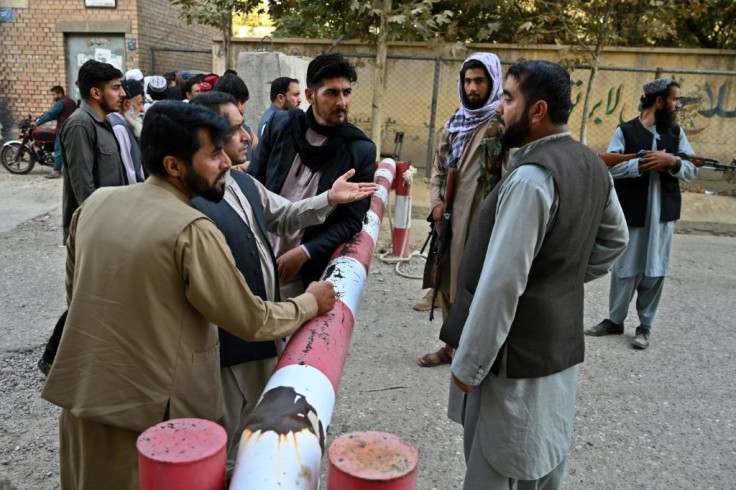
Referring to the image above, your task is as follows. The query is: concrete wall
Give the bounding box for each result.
[218,38,736,173]
[236,51,310,130]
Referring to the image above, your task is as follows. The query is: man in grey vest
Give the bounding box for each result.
[439,60,628,489]
[585,78,697,349]
[108,79,146,184]
[189,91,377,473]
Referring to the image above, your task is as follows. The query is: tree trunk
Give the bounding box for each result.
[370,0,391,158]
[579,2,612,145]
[222,11,233,71]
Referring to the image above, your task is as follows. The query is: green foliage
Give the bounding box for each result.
[169,0,264,34]
[265,0,736,50]
[668,0,736,49]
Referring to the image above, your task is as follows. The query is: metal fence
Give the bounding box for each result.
[338,53,736,176]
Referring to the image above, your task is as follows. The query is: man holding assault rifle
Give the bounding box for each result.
[418,52,506,367]
[586,77,698,349]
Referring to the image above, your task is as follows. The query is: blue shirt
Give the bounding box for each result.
[257,105,279,138]
[36,101,63,126]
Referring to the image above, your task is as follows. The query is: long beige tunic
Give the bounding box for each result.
[43,176,318,433]
[423,116,504,302]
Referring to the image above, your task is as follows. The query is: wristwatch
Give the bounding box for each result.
[673,157,682,173]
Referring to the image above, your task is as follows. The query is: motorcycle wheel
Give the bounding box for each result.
[1,142,35,174]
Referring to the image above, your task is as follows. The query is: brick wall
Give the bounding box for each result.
[0,0,217,141]
[136,0,217,75]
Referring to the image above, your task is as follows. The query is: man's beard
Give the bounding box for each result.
[123,107,143,138]
[499,109,530,150]
[654,107,676,131]
[185,166,226,203]
[100,97,121,115]
[464,93,489,110]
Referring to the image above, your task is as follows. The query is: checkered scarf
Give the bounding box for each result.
[443,52,503,169]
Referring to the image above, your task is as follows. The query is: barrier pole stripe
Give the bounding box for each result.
[378,157,396,170]
[364,210,382,244]
[260,364,337,426]
[327,234,375,280]
[374,168,394,185]
[373,184,390,209]
[393,195,411,229]
[274,301,355,394]
[394,162,412,196]
[231,430,321,489]
[322,256,368,317]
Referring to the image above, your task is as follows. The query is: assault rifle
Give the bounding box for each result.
[598,150,736,172]
[429,169,457,321]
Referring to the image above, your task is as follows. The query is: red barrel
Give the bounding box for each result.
[137,418,227,490]
[327,431,419,489]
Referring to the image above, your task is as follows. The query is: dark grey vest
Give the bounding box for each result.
[615,117,681,226]
[108,113,144,183]
[440,135,610,379]
[191,171,280,367]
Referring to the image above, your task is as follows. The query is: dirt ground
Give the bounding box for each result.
[1,167,735,489]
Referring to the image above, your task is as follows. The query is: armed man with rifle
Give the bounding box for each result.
[418,52,507,367]
[585,77,698,349]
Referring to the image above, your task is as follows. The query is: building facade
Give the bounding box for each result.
[0,0,218,140]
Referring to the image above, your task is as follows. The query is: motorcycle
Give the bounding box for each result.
[1,116,57,174]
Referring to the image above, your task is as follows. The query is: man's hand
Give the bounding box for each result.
[431,203,445,223]
[231,161,250,173]
[327,168,379,206]
[306,281,336,315]
[452,373,472,394]
[639,150,678,173]
[276,247,309,280]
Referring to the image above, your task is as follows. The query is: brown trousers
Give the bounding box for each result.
[59,409,140,490]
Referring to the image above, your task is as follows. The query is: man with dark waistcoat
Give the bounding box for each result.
[439,61,628,489]
[586,78,697,349]
[189,91,377,471]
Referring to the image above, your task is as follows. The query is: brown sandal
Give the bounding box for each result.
[418,346,452,367]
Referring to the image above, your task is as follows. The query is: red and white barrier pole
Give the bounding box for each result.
[392,162,412,258]
[229,158,397,490]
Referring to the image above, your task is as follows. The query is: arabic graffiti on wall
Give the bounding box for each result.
[699,83,736,118]
[571,79,736,124]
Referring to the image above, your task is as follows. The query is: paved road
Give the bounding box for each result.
[0,168,61,233]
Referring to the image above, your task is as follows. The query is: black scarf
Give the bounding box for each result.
[290,106,371,174]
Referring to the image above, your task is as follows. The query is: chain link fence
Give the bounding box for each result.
[340,53,736,189]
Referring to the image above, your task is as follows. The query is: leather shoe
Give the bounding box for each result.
[37,357,51,377]
[584,319,623,336]
[631,326,650,349]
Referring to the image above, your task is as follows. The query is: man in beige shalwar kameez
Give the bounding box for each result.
[419,52,507,367]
